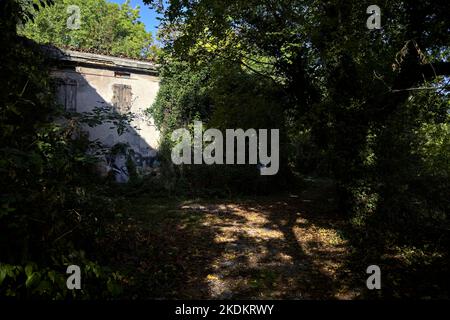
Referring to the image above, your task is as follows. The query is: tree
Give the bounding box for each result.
[146,0,450,224]
[20,0,158,59]
[1,0,122,298]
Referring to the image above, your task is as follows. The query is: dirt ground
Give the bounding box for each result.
[93,175,450,300]
[97,179,375,299]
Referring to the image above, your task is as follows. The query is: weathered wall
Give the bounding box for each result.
[51,62,161,179]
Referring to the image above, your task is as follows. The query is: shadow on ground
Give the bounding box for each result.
[96,178,368,299]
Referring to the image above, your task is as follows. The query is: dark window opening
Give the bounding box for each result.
[114,71,131,78]
[56,64,76,71]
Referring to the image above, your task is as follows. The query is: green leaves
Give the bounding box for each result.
[0,264,23,287]
[25,272,40,288]
[106,277,123,296]
[25,264,34,277]
[0,273,5,287]
[20,0,157,59]
[0,258,126,299]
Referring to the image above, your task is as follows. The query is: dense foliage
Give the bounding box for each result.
[148,59,290,195]
[0,0,123,299]
[20,0,158,59]
[146,0,450,294]
[146,0,449,222]
[1,0,449,300]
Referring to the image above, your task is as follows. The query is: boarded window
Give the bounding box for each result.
[55,78,77,112]
[112,84,132,114]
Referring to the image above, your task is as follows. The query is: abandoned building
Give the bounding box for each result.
[44,46,161,182]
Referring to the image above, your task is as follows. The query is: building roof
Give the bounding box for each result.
[43,45,159,75]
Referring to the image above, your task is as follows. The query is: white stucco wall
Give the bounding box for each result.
[51,65,160,161]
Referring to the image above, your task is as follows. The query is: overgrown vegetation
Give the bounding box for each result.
[144,0,450,297]
[1,0,449,299]
[19,0,159,60]
[0,0,125,299]
[148,59,291,196]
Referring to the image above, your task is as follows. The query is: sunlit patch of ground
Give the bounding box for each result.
[100,180,363,299]
[97,178,449,299]
[165,196,360,299]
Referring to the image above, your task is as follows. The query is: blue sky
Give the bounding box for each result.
[109,0,162,38]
